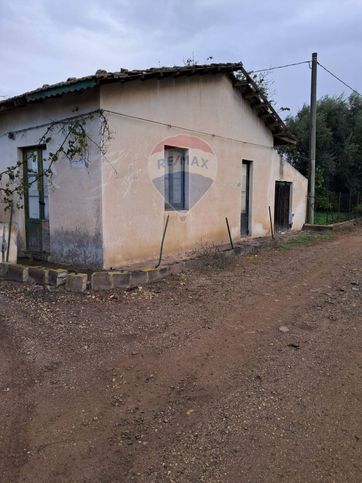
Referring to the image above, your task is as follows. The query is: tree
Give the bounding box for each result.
[281,94,362,200]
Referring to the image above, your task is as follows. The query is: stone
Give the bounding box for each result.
[90,271,131,290]
[28,266,49,285]
[65,273,88,293]
[169,262,185,275]
[279,325,289,333]
[0,262,9,277]
[147,267,170,282]
[287,342,300,349]
[91,272,112,291]
[111,271,130,289]
[7,264,29,282]
[129,271,149,288]
[48,269,68,287]
[158,267,170,279]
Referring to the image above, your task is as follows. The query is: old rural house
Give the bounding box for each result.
[0,63,307,269]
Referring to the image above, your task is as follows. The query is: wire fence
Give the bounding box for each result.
[315,192,362,224]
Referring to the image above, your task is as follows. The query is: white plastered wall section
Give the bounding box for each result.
[270,151,308,232]
[0,89,104,268]
[100,74,308,269]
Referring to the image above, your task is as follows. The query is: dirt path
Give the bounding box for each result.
[0,229,361,482]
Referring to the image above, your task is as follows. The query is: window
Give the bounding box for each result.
[24,147,48,221]
[23,146,49,253]
[240,160,252,236]
[164,147,188,210]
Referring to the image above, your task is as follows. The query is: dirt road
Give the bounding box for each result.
[0,229,361,482]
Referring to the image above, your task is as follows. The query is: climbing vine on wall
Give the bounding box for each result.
[0,109,112,210]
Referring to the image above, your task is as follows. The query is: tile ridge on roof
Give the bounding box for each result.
[0,63,244,106]
[0,62,295,145]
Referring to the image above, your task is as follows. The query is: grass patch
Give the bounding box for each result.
[278,232,332,251]
[314,211,355,225]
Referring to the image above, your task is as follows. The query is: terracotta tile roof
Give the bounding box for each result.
[0,63,295,145]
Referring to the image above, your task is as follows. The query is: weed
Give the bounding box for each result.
[190,241,234,270]
[278,232,332,251]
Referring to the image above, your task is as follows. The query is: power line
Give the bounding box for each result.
[248,58,362,97]
[103,109,277,150]
[0,109,101,138]
[317,62,361,96]
[248,60,310,74]
[0,106,279,149]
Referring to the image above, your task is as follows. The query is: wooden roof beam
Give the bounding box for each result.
[266,120,281,128]
[233,79,249,88]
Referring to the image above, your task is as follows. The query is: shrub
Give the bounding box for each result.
[353,203,362,216]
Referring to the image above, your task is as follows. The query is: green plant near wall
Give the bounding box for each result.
[0,109,112,210]
[315,167,333,211]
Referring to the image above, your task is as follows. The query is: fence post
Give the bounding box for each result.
[225,217,234,249]
[155,215,170,269]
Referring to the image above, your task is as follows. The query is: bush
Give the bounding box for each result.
[315,168,333,211]
[353,203,362,216]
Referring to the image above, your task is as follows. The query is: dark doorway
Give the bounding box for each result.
[274,181,292,232]
[23,147,49,253]
[240,160,252,236]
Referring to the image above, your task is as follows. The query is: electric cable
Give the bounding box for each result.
[317,62,361,97]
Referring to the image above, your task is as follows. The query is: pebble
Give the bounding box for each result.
[279,326,289,333]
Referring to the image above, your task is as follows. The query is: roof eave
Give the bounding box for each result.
[0,63,245,113]
[273,134,297,146]
[228,70,295,146]
[0,62,296,145]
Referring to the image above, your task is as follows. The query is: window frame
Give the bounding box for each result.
[22,146,48,221]
[164,146,188,211]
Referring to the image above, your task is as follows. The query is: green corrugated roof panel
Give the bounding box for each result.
[26,79,97,102]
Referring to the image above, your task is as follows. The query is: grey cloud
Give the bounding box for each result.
[0,0,361,114]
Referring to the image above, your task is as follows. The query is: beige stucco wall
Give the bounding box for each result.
[0,74,307,269]
[100,75,307,269]
[0,89,104,267]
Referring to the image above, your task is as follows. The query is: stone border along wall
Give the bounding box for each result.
[303,217,362,232]
[4,220,356,293]
[0,243,256,293]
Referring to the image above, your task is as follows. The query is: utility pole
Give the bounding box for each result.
[307,52,317,224]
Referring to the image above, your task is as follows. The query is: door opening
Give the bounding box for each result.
[274,181,292,232]
[23,147,49,253]
[240,160,252,236]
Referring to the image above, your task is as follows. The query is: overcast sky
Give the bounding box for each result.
[1,0,361,116]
